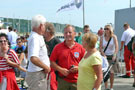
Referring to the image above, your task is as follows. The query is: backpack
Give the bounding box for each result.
[127,36,135,52]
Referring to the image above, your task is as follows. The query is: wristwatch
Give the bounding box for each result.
[93,88,97,90]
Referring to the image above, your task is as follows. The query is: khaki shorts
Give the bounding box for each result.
[57,77,77,90]
[26,70,48,90]
[107,55,120,74]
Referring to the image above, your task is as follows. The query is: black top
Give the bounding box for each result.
[45,37,61,57]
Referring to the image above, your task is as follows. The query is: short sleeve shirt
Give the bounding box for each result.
[77,35,83,44]
[27,31,50,72]
[121,28,135,45]
[45,37,61,56]
[77,51,102,90]
[14,45,26,54]
[50,41,85,83]
[0,49,20,71]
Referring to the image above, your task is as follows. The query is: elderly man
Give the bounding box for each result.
[50,25,85,90]
[44,22,61,90]
[26,15,50,90]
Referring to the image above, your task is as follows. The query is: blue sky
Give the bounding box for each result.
[0,0,135,32]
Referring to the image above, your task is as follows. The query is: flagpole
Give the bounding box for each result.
[83,0,85,27]
[13,14,15,29]
[27,17,29,34]
[19,16,20,35]
[129,0,131,8]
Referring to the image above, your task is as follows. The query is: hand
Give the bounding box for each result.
[112,55,116,61]
[6,58,12,64]
[60,68,69,76]
[120,48,122,51]
[44,67,51,73]
[69,66,78,73]
[103,55,107,58]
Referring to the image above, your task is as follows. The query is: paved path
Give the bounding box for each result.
[101,76,135,90]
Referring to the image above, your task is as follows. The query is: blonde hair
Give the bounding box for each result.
[82,33,98,48]
[64,24,75,32]
[104,24,114,37]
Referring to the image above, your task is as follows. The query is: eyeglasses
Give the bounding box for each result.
[104,28,110,30]
[0,40,7,43]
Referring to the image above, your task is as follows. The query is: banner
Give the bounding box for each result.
[57,0,83,13]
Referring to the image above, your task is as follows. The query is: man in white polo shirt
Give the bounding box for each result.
[26,15,50,90]
[120,23,135,78]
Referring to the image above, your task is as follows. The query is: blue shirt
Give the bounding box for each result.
[14,45,26,54]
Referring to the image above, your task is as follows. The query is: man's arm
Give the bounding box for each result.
[51,61,69,76]
[120,41,124,51]
[31,56,50,73]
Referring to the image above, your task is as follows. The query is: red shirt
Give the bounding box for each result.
[50,41,85,83]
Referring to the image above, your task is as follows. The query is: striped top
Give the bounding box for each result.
[0,49,20,71]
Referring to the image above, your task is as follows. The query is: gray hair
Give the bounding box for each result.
[31,15,46,29]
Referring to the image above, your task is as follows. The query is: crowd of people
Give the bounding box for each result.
[0,14,135,90]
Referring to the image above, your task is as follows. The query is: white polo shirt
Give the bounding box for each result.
[28,31,50,72]
[121,28,135,45]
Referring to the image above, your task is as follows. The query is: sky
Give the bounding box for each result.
[0,0,135,32]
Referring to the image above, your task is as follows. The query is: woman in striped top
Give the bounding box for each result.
[0,33,20,90]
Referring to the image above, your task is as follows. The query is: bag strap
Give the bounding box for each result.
[103,37,112,53]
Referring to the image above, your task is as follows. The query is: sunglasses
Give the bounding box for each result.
[104,28,110,30]
[17,41,22,43]
[0,40,7,43]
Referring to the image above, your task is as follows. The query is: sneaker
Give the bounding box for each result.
[110,88,114,90]
[133,83,135,87]
[121,75,130,78]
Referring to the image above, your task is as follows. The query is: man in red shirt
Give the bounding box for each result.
[50,25,85,90]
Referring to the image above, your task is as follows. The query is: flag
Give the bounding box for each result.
[57,0,83,13]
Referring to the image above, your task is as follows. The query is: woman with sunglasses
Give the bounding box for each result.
[99,25,119,90]
[0,33,20,90]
